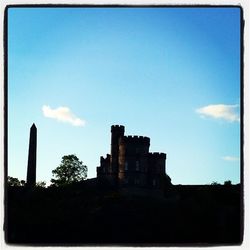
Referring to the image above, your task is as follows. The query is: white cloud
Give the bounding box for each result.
[222,156,239,162]
[196,104,240,122]
[42,105,85,127]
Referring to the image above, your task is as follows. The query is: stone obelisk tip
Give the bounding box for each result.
[26,123,37,188]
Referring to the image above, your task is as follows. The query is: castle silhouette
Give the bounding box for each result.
[97,125,167,188]
[9,124,241,245]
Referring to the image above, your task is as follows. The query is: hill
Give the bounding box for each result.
[5,180,242,245]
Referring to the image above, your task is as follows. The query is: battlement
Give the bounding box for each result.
[101,154,110,163]
[111,125,125,132]
[121,135,150,145]
[98,125,167,189]
[148,152,167,159]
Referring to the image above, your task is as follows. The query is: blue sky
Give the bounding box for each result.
[8,7,241,185]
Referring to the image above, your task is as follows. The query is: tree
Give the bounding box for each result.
[20,180,26,186]
[51,154,87,186]
[224,180,232,186]
[7,176,22,187]
[211,181,220,185]
[36,181,46,188]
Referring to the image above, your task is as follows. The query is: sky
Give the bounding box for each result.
[7,7,241,185]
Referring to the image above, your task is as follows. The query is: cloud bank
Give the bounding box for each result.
[196,104,240,122]
[42,105,85,127]
[221,156,239,162]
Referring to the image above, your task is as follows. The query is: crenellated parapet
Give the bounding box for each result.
[111,125,125,132]
[120,135,150,145]
[100,154,110,164]
[148,152,167,159]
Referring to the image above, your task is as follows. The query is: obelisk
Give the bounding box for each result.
[26,123,37,187]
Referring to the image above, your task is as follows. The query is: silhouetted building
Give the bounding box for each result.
[97,125,167,188]
[26,123,37,187]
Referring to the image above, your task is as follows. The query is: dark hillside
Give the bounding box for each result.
[6,181,242,245]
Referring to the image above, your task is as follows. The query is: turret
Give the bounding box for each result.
[118,135,150,186]
[148,152,166,174]
[110,125,125,174]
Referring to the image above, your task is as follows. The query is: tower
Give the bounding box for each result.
[110,125,124,176]
[97,125,167,190]
[118,136,150,186]
[26,123,37,188]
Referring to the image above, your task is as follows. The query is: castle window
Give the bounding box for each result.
[153,179,156,186]
[125,162,128,171]
[136,161,140,171]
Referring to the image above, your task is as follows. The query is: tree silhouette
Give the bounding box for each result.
[51,154,87,186]
[7,176,25,187]
[36,181,46,188]
[211,181,220,185]
[20,180,26,186]
[224,180,232,186]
